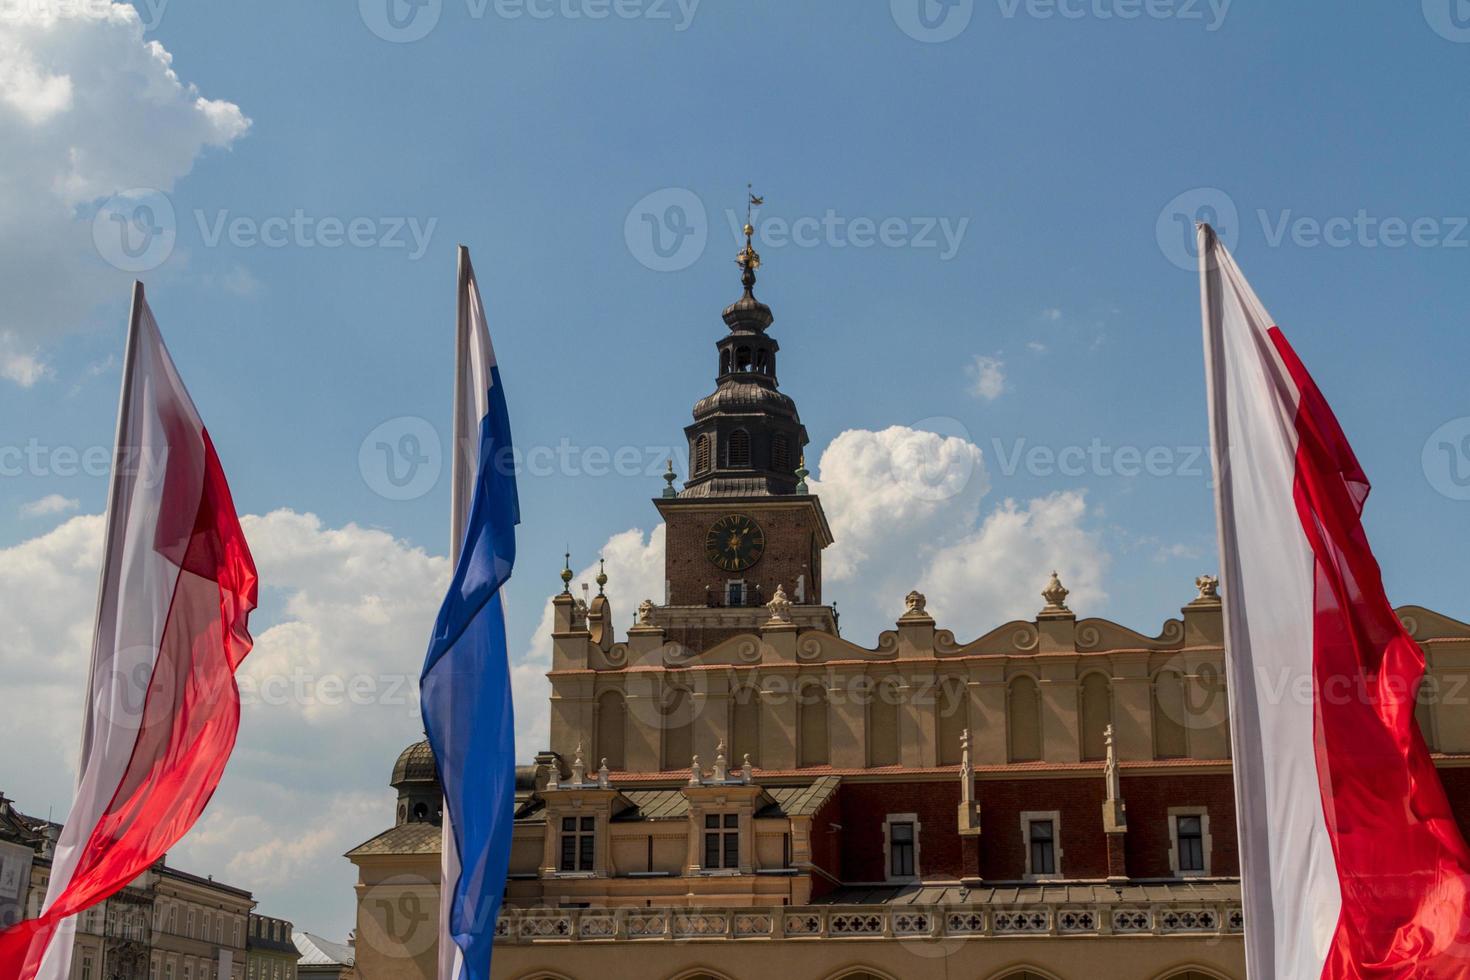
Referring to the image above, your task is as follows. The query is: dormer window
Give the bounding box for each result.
[559,816,595,873]
[703,813,740,870]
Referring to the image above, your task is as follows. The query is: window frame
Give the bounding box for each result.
[700,812,742,872]
[882,812,921,883]
[557,814,597,874]
[1021,810,1063,880]
[1168,807,1212,877]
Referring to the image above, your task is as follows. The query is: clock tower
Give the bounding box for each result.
[651,211,835,651]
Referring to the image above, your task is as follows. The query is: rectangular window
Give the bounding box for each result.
[558,816,595,872]
[889,821,915,878]
[1177,815,1204,872]
[81,955,94,980]
[1029,820,1056,876]
[726,581,744,607]
[703,813,740,870]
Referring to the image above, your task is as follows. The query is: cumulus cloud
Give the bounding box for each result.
[966,355,1007,401]
[810,425,989,581]
[809,426,1107,642]
[919,491,1108,637]
[18,493,78,517]
[0,1,249,378]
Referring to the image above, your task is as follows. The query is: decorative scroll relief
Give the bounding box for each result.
[790,630,898,663]
[1075,617,1185,652]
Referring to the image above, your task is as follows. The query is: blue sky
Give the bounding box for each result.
[5,0,1470,944]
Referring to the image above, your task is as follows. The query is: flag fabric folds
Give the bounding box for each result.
[1200,225,1470,978]
[420,246,519,980]
[0,284,257,980]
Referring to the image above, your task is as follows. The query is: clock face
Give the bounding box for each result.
[705,514,766,572]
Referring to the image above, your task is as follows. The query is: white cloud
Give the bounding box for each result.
[19,493,78,517]
[809,428,1107,642]
[1041,307,1063,321]
[0,1,249,380]
[919,491,1108,638]
[966,354,1006,401]
[810,425,989,582]
[0,332,49,386]
[1026,341,1048,354]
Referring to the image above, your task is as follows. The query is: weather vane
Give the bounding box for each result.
[738,183,763,280]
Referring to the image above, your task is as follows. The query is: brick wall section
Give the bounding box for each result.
[829,772,1249,883]
[835,781,967,881]
[972,777,1110,880]
[1119,773,1239,878]
[807,791,843,897]
[662,501,823,608]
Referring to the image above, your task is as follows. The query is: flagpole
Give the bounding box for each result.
[78,282,146,773]
[452,246,472,565]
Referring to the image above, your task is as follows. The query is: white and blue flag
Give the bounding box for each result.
[421,245,519,980]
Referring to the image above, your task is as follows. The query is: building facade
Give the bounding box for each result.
[346,231,1470,980]
[247,914,300,980]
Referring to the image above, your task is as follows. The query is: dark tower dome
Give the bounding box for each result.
[391,739,442,827]
[681,215,809,498]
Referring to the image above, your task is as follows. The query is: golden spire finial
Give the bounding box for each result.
[737,184,763,293]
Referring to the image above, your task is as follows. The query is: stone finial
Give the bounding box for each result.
[714,739,728,782]
[794,454,810,494]
[741,753,753,785]
[597,758,610,790]
[637,598,656,626]
[662,459,678,499]
[689,755,702,787]
[765,583,793,624]
[571,741,586,785]
[560,551,574,594]
[1194,574,1220,601]
[596,558,608,596]
[1041,570,1071,613]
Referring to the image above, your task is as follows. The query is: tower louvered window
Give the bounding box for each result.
[694,435,711,474]
[772,433,790,473]
[727,429,751,468]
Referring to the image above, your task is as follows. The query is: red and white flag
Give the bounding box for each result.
[0,284,257,980]
[1201,225,1470,978]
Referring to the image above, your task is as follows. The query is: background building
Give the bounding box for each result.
[292,932,353,980]
[247,914,299,980]
[0,793,317,980]
[346,244,1470,980]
